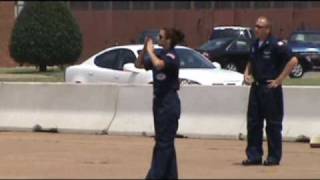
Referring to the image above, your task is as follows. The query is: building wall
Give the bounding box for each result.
[0,1,17,67]
[72,7,320,63]
[1,1,320,66]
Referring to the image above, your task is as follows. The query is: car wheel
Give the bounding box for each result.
[224,62,238,72]
[290,63,304,78]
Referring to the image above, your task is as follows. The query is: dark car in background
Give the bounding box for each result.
[288,31,320,78]
[196,37,252,73]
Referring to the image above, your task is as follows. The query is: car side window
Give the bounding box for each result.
[237,40,250,51]
[94,50,119,69]
[177,49,214,69]
[116,49,137,70]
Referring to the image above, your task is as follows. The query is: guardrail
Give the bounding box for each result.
[0,82,318,141]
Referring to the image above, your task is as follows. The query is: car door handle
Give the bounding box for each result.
[88,72,93,76]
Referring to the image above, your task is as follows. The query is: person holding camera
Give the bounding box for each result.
[135,27,184,179]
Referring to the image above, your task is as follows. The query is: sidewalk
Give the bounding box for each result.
[0,132,318,179]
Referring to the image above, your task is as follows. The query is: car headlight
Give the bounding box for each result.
[180,79,200,85]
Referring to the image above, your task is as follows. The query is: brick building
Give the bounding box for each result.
[1,1,320,67]
[0,1,17,67]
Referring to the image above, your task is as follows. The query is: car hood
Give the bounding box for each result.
[196,46,224,53]
[180,68,243,86]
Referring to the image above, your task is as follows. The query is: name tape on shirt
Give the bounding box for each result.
[166,53,176,60]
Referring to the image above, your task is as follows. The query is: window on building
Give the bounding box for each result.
[311,1,320,7]
[112,1,130,10]
[194,1,211,9]
[173,1,191,10]
[234,1,251,9]
[70,1,89,10]
[14,1,25,17]
[273,1,285,8]
[253,1,271,9]
[91,1,110,10]
[293,1,308,8]
[214,1,233,9]
[132,1,150,10]
[154,1,171,10]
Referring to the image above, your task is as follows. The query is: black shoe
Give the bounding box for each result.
[242,159,262,166]
[263,159,280,166]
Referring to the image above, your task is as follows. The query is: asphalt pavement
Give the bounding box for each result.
[0,132,319,179]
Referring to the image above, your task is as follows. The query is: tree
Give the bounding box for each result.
[10,2,82,72]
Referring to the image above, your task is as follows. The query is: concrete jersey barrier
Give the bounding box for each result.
[107,85,154,136]
[0,83,319,141]
[108,85,320,141]
[178,86,249,139]
[282,86,320,139]
[108,85,250,139]
[0,82,119,133]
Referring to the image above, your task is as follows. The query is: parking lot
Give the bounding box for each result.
[0,132,319,179]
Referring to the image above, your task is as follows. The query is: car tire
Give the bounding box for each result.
[290,62,304,78]
[224,62,238,72]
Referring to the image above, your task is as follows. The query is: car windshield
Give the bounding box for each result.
[212,29,240,39]
[138,48,215,69]
[290,33,320,45]
[210,28,253,40]
[199,38,232,51]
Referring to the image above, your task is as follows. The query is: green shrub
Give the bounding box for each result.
[10,2,82,71]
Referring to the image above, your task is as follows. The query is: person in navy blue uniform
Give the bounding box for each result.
[135,27,185,179]
[242,16,298,166]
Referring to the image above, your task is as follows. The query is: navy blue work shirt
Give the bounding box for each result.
[250,35,294,81]
[144,48,180,98]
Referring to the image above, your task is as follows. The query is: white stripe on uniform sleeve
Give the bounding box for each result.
[166,53,176,60]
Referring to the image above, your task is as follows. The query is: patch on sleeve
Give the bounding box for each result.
[277,41,284,46]
[166,53,176,60]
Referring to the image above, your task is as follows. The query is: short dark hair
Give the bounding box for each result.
[162,28,185,49]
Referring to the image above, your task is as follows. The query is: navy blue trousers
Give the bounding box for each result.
[146,91,181,179]
[246,83,283,163]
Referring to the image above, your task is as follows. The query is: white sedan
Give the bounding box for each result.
[65,45,244,86]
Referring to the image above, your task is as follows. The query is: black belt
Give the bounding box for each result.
[253,80,269,86]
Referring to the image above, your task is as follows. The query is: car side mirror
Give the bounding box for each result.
[212,62,221,69]
[123,63,144,73]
